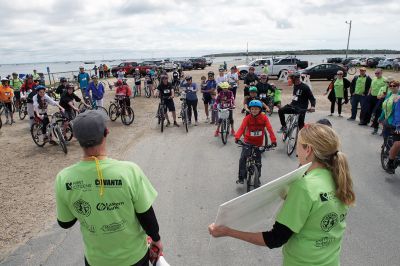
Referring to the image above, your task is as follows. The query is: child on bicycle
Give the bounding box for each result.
[213,82,235,137]
[234,100,277,184]
[115,79,132,108]
[87,75,105,107]
[0,78,15,124]
[244,87,268,115]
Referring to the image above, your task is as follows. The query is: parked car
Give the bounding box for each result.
[350,57,366,66]
[111,61,139,77]
[300,63,347,80]
[377,58,395,69]
[162,60,177,72]
[341,57,356,65]
[366,57,385,68]
[237,57,298,79]
[189,58,207,69]
[206,58,213,66]
[175,60,193,70]
[327,57,343,64]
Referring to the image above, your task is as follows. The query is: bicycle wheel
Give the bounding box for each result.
[121,106,135,125]
[108,103,119,121]
[160,112,165,133]
[95,106,108,116]
[246,165,259,192]
[144,85,151,98]
[282,116,292,141]
[221,119,228,145]
[54,126,68,154]
[0,116,2,129]
[287,124,299,156]
[183,106,189,133]
[19,103,27,120]
[31,123,46,147]
[348,67,356,75]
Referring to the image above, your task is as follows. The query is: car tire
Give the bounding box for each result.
[386,65,392,70]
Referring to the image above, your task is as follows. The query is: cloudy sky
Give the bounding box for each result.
[0,0,399,63]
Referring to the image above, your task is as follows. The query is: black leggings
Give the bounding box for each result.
[330,98,343,115]
[278,105,306,129]
[187,99,198,122]
[85,249,149,266]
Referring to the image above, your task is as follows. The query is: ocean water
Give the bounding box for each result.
[1,54,398,81]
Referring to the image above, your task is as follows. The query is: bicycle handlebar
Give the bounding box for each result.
[236,139,275,151]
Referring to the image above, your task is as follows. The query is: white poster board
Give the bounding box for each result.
[210,163,310,246]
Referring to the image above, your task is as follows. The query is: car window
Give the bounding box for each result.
[118,63,124,67]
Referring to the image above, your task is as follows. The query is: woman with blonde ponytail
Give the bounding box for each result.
[209,123,355,266]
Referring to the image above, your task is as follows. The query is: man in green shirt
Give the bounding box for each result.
[348,67,372,122]
[9,72,23,111]
[363,68,387,126]
[55,110,163,266]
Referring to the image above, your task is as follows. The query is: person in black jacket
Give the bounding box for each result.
[324,70,350,117]
[348,67,372,123]
[278,72,316,132]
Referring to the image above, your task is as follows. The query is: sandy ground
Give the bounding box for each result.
[0,64,399,260]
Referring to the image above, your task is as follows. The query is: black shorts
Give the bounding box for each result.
[64,109,76,121]
[203,94,212,105]
[163,98,175,112]
[14,91,21,101]
[135,81,141,86]
[3,102,13,113]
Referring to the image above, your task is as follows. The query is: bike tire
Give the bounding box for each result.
[31,123,46,147]
[108,103,119,121]
[145,85,151,98]
[19,104,27,120]
[381,145,389,171]
[95,106,108,116]
[246,165,259,192]
[161,113,165,133]
[348,67,356,75]
[183,107,189,133]
[121,106,135,126]
[287,124,299,156]
[54,126,68,154]
[0,116,2,129]
[221,119,228,145]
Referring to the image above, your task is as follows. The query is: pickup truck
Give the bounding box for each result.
[111,61,139,77]
[237,58,303,79]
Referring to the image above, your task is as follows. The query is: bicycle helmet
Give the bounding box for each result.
[1,77,9,83]
[219,82,230,90]
[248,100,262,109]
[208,71,214,76]
[289,71,301,79]
[60,77,67,83]
[249,86,257,93]
[116,79,123,86]
[35,85,46,91]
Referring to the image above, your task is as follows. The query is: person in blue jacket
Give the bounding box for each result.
[87,75,105,107]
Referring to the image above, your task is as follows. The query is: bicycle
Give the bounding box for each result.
[18,97,28,120]
[156,97,168,133]
[144,77,152,98]
[173,79,181,97]
[179,91,189,133]
[54,111,74,141]
[281,108,308,156]
[0,102,13,125]
[344,63,357,75]
[30,113,68,154]
[218,106,234,145]
[78,96,108,116]
[236,139,273,192]
[381,135,400,172]
[108,96,135,126]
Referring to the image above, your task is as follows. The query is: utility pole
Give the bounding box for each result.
[345,20,352,59]
[246,42,249,64]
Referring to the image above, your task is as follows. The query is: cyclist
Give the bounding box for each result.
[56,77,68,95]
[180,75,199,126]
[270,83,282,111]
[226,66,239,98]
[115,79,132,108]
[21,75,38,127]
[244,87,268,115]
[156,75,179,127]
[133,68,142,96]
[10,72,23,111]
[215,67,227,92]
[213,82,235,137]
[172,68,180,88]
[256,73,274,110]
[201,71,217,123]
[278,72,316,132]
[87,75,105,107]
[210,124,355,266]
[145,69,154,96]
[234,100,277,184]
[0,78,15,124]
[33,85,64,143]
[77,66,90,97]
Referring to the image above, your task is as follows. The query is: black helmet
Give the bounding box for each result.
[185,75,192,80]
[289,71,301,79]
[60,77,67,83]
[208,71,214,76]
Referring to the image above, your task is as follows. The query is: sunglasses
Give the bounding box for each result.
[389,85,398,88]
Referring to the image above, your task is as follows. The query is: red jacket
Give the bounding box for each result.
[115,85,132,97]
[235,113,276,146]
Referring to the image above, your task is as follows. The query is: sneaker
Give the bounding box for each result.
[371,128,378,135]
[188,121,192,125]
[236,179,244,184]
[338,114,343,117]
[278,126,287,133]
[205,117,210,123]
[214,130,219,137]
[347,117,355,121]
[386,160,396,174]
[328,114,333,116]
[173,121,180,127]
[5,119,10,125]
[358,122,367,126]
[194,121,198,126]
[166,121,171,127]
[231,129,235,136]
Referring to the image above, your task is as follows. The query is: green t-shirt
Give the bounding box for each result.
[334,79,344,99]
[55,158,157,266]
[370,77,387,97]
[354,76,366,95]
[10,79,23,91]
[273,88,281,103]
[276,168,349,266]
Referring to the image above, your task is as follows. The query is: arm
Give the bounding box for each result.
[135,206,160,241]
[265,117,277,143]
[307,86,316,109]
[208,223,266,246]
[350,76,357,95]
[234,116,248,140]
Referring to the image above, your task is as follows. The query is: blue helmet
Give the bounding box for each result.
[35,85,46,91]
[248,100,262,109]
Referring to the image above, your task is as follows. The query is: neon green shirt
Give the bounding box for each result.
[274,89,281,103]
[276,168,349,266]
[334,79,344,99]
[354,76,366,95]
[55,158,157,266]
[10,79,23,92]
[370,77,387,97]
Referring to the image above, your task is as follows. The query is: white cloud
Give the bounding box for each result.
[0,0,399,63]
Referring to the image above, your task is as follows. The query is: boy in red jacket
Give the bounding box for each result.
[234,100,277,184]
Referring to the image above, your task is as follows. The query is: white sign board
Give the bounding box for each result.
[210,163,311,246]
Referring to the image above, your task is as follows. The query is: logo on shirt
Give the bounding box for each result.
[101,220,126,233]
[95,179,122,187]
[96,202,124,211]
[73,199,91,217]
[81,218,96,233]
[66,180,92,191]
[315,237,335,248]
[319,191,336,202]
[320,212,339,232]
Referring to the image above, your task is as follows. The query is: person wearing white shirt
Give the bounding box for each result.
[225,66,239,98]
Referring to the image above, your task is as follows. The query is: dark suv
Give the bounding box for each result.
[189,58,206,69]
